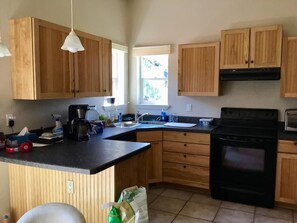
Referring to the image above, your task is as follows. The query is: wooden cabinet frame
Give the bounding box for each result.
[10,17,112,100]
[280,37,297,97]
[178,42,220,96]
[276,140,297,205]
[220,25,282,69]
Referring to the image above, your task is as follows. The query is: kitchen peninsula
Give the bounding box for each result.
[0,127,151,223]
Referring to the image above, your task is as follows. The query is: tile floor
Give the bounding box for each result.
[147,185,297,223]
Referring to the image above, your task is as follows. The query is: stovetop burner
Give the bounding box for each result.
[212,107,278,139]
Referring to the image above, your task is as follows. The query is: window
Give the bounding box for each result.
[134,45,171,106]
[139,54,168,105]
[109,44,127,105]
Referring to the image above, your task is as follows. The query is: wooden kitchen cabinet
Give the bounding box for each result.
[10,17,112,100]
[163,131,210,189]
[220,25,282,69]
[75,32,112,97]
[281,37,297,97]
[275,140,297,205]
[137,131,163,184]
[178,42,220,96]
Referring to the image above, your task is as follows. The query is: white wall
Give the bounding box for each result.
[0,0,128,216]
[127,0,297,118]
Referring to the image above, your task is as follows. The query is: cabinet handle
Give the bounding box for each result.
[245,60,248,64]
[103,89,107,92]
[72,89,75,93]
[184,133,187,136]
[294,142,297,146]
[76,90,80,93]
[184,144,187,147]
[183,165,186,169]
[250,60,254,63]
[184,154,186,158]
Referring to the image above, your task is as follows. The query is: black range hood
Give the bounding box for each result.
[220,67,281,81]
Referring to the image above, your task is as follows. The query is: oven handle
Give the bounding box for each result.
[218,137,264,144]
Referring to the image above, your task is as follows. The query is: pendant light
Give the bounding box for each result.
[61,0,84,53]
[0,31,11,57]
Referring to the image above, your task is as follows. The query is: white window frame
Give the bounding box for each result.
[103,43,128,111]
[133,45,171,109]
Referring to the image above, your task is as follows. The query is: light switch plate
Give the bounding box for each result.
[186,104,192,112]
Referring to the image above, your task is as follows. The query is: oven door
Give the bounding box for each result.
[210,134,277,207]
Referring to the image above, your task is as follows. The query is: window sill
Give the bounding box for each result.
[136,104,171,111]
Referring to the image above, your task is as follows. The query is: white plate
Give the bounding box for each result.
[164,122,197,128]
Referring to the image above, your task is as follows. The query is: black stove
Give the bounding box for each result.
[210,107,278,208]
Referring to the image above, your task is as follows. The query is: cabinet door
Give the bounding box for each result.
[220,28,250,69]
[75,32,104,97]
[178,42,220,96]
[137,131,163,183]
[281,37,297,97]
[36,20,74,99]
[275,153,297,204]
[101,38,112,96]
[250,25,282,68]
[147,141,163,183]
[10,17,74,99]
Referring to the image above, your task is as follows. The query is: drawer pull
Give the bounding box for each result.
[184,144,187,147]
[184,154,186,158]
[183,165,186,169]
[184,133,187,136]
[294,142,297,146]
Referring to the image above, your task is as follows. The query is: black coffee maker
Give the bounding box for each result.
[68,105,91,141]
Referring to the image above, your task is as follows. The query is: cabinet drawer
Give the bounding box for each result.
[278,140,297,154]
[163,141,209,156]
[163,162,209,188]
[163,152,209,167]
[137,131,162,142]
[163,131,210,144]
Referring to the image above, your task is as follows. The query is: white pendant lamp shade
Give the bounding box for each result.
[61,0,84,53]
[0,32,11,57]
[61,30,84,53]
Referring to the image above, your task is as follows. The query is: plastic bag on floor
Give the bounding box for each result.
[103,186,148,223]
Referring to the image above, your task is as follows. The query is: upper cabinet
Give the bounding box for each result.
[178,42,220,96]
[281,37,297,97]
[74,32,112,98]
[220,25,282,69]
[10,17,112,100]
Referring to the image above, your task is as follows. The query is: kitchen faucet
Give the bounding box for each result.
[136,113,150,123]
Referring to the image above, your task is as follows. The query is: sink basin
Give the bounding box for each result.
[115,122,141,128]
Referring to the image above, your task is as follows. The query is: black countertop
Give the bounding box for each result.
[0,123,214,175]
[2,121,297,175]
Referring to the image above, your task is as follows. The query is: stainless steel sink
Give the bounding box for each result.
[115,121,141,128]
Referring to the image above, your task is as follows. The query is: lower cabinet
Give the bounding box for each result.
[275,140,297,204]
[137,131,163,184]
[8,151,147,223]
[162,131,210,189]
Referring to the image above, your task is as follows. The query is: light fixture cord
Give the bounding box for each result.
[70,0,74,31]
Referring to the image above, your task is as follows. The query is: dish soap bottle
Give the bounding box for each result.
[52,114,64,138]
[161,109,166,122]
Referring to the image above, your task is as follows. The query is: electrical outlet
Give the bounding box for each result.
[6,114,15,127]
[66,180,74,194]
[186,104,192,112]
